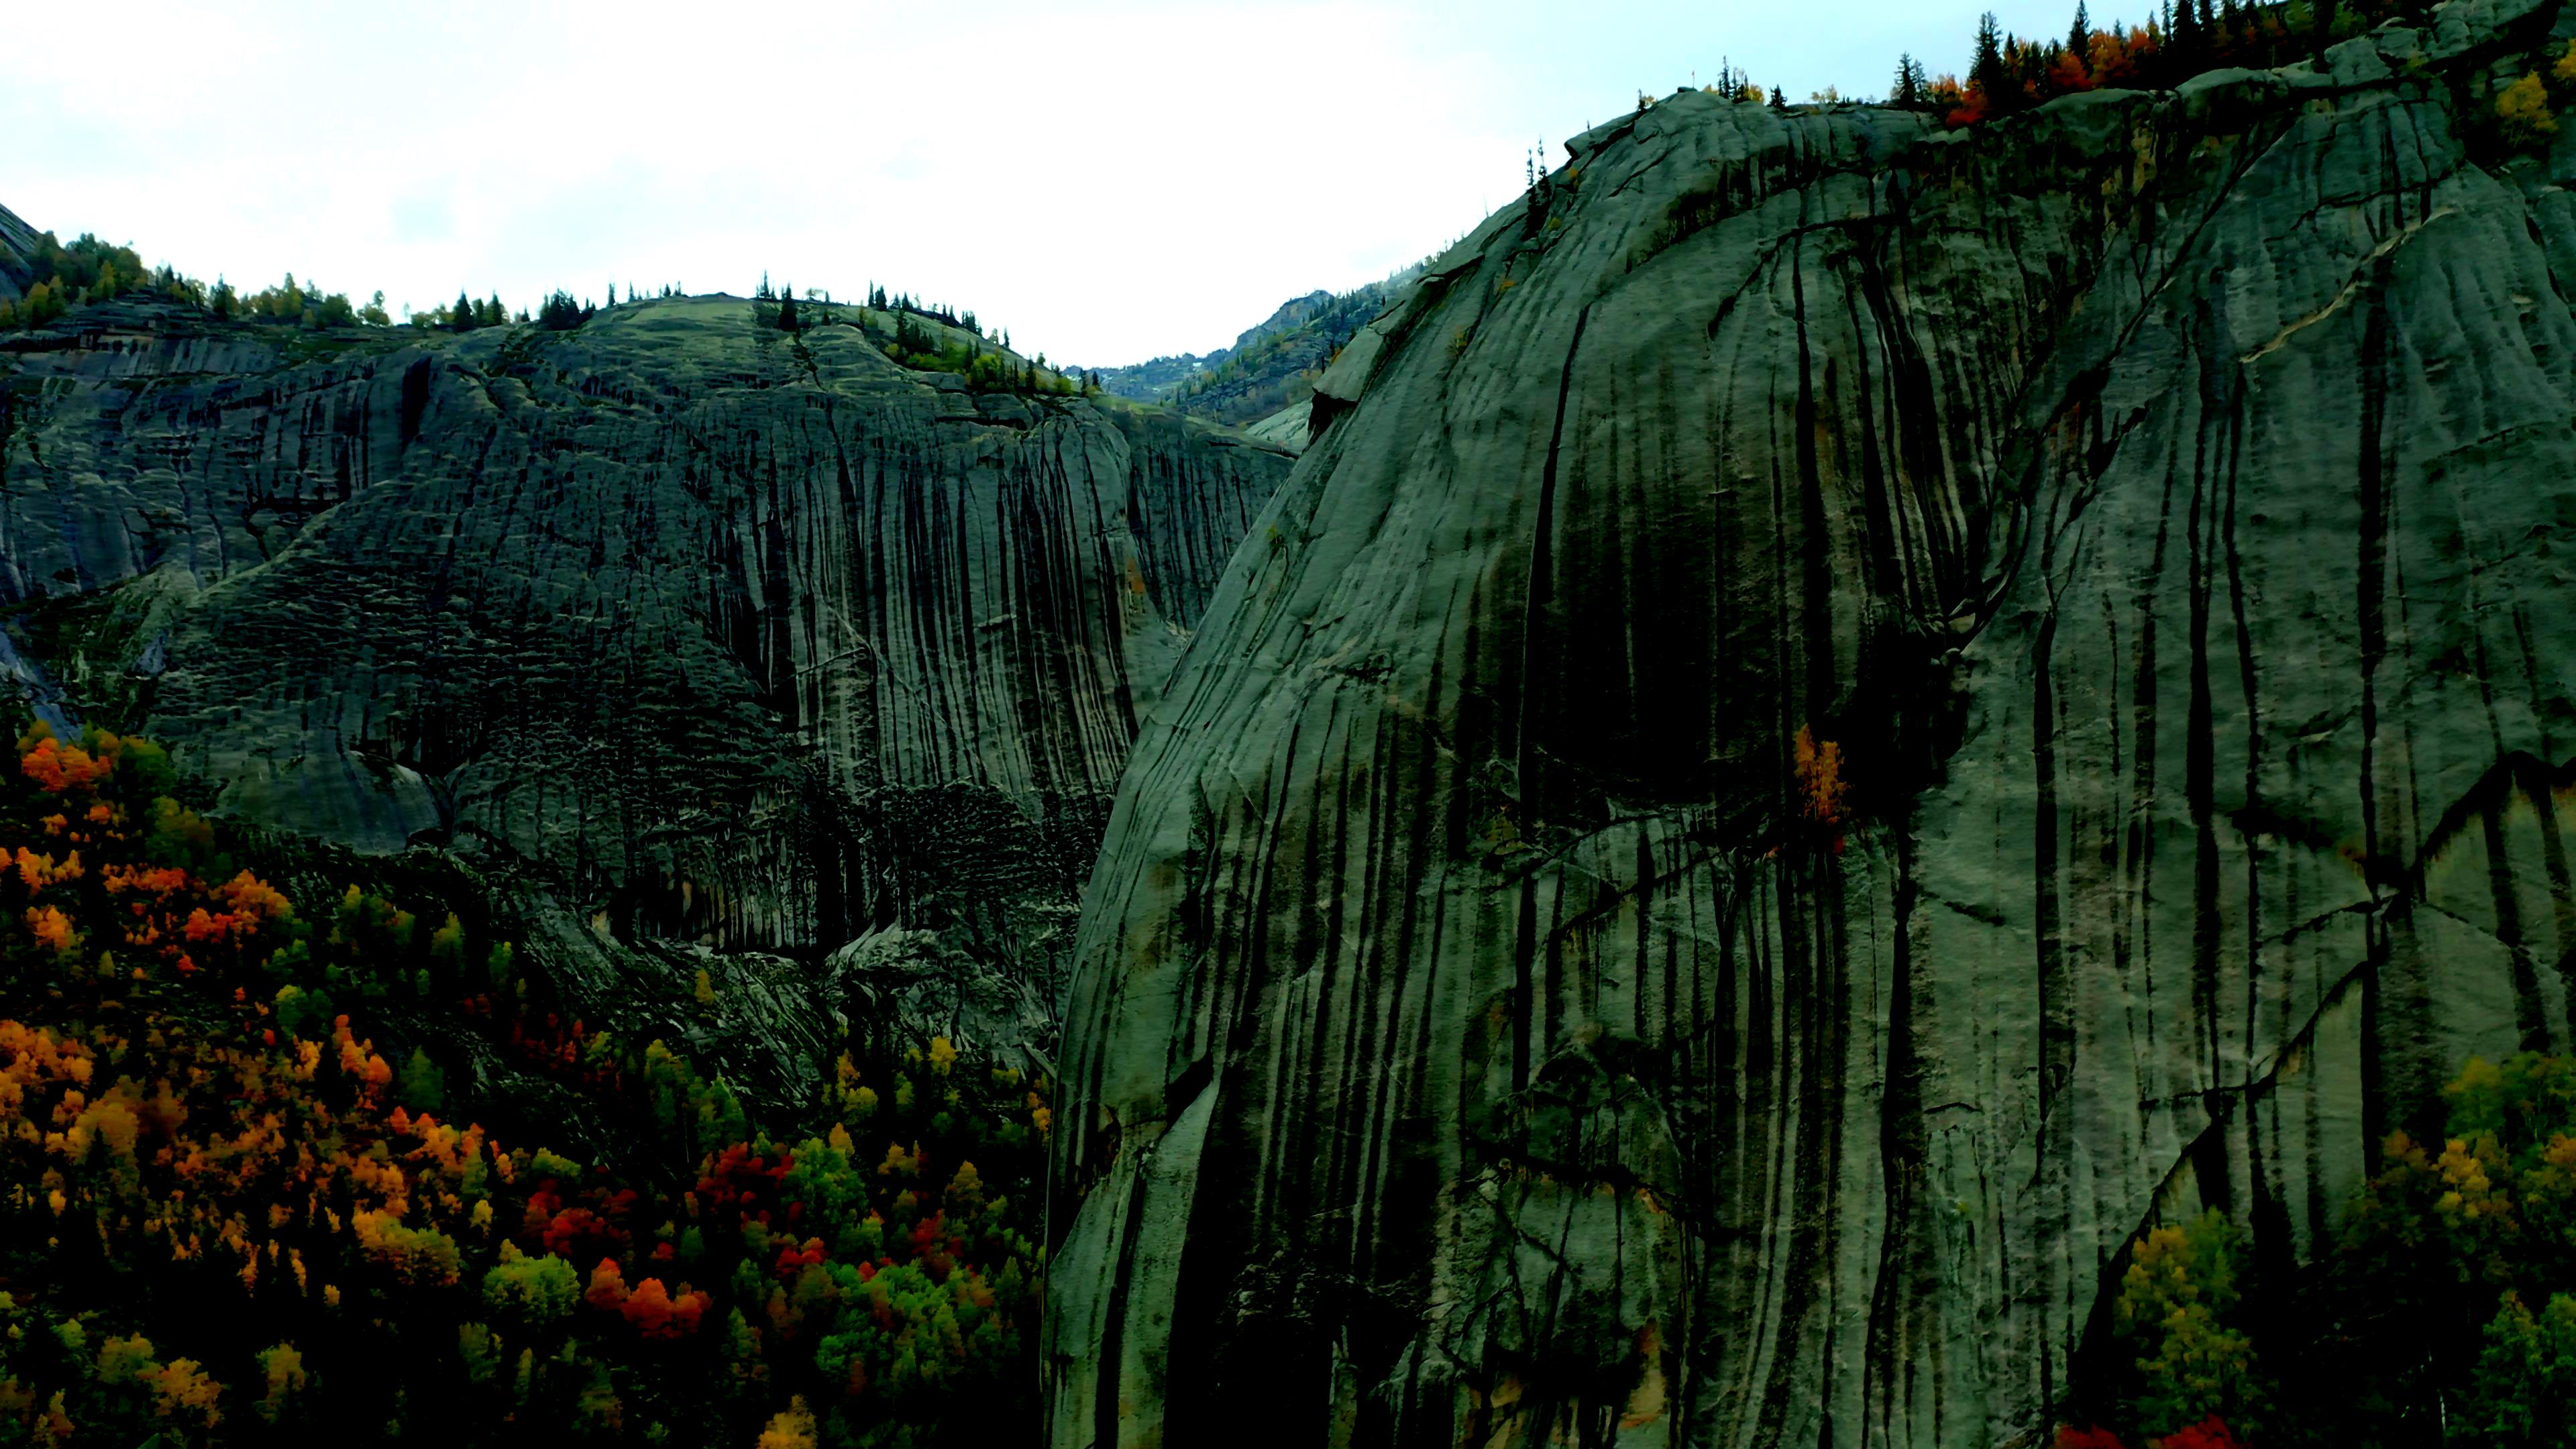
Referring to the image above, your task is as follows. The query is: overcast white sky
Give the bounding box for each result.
[7,0,2090,366]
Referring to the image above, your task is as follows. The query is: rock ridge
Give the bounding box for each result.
[0,294,1293,1068]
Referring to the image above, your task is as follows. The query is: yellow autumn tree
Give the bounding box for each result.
[2500,70,2557,148]
[1792,726,1848,832]
[755,1393,817,1449]
[144,1357,222,1430]
[254,1343,307,1422]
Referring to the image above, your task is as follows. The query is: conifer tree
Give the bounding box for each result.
[2068,0,2092,57]
[1972,11,2009,99]
[2171,0,2204,59]
[453,289,476,333]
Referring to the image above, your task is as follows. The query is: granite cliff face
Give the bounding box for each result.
[0,296,1291,1080]
[1049,0,2576,1443]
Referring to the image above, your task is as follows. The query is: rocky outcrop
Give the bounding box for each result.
[0,203,42,301]
[1241,401,1311,453]
[1048,1,2576,1443]
[0,295,1292,1070]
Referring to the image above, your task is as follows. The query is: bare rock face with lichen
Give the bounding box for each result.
[1045,0,2576,1442]
[0,294,1291,1081]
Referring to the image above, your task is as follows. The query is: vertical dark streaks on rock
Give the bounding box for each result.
[1095,1175,1150,1449]
[2217,374,2267,1075]
[1860,829,1924,1448]
[2524,777,2576,1051]
[2357,275,2394,879]
[1516,303,1593,818]
[1792,243,1837,730]
[2185,323,2226,1094]
[1055,37,2576,1448]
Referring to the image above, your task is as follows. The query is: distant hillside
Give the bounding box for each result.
[1088,350,1214,401]
[1081,266,1422,431]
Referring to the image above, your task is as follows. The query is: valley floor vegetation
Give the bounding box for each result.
[0,722,1049,1447]
[2061,1052,2576,1448]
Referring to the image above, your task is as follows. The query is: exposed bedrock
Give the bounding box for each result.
[0,299,1291,1067]
[1048,1,2576,1443]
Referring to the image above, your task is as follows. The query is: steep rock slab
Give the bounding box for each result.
[1048,1,2576,1444]
[0,297,1291,1060]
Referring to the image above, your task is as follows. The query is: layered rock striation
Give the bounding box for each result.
[0,295,1291,1070]
[1049,0,2576,1443]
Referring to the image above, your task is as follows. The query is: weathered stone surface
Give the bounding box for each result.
[1048,1,2576,1443]
[0,202,42,301]
[1242,401,1311,453]
[0,294,1291,1071]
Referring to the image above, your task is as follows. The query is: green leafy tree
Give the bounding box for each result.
[398,1046,446,1112]
[2114,1210,2264,1440]
[2461,1291,2576,1445]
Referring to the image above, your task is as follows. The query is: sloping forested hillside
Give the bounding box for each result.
[0,721,1049,1447]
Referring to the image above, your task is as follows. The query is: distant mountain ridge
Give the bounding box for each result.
[1079,264,1424,431]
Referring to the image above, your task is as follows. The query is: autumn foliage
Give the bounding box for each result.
[0,720,1048,1446]
[1917,0,2446,132]
[2064,1050,2576,1446]
[1792,726,1849,851]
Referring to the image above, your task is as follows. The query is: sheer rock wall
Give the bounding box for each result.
[1047,1,2576,1443]
[0,297,1291,1062]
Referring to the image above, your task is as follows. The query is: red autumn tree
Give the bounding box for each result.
[586,1257,629,1312]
